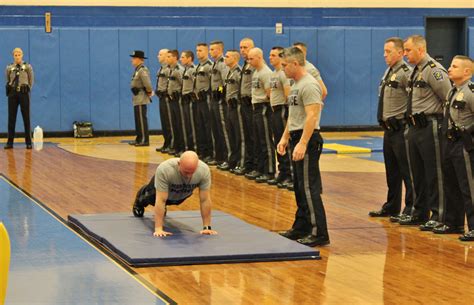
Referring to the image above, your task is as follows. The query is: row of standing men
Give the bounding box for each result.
[369,35,474,242]
[129,38,328,191]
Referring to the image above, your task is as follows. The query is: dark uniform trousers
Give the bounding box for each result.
[193,92,213,158]
[133,104,149,144]
[7,91,32,145]
[272,104,292,179]
[178,95,192,151]
[381,125,414,215]
[169,94,185,152]
[210,93,230,162]
[182,94,197,151]
[226,99,244,169]
[289,130,329,238]
[443,138,474,230]
[253,102,275,175]
[407,117,445,222]
[158,93,173,149]
[240,96,256,171]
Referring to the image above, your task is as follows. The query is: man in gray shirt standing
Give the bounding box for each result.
[400,35,452,231]
[246,47,275,183]
[277,47,329,247]
[293,42,328,100]
[129,50,153,146]
[155,49,173,153]
[368,37,414,222]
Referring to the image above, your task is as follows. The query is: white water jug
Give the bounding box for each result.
[33,126,43,142]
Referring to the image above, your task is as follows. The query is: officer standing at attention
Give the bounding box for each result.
[193,43,215,164]
[155,49,173,153]
[209,41,231,170]
[277,47,330,247]
[223,50,242,172]
[268,46,293,188]
[399,35,452,230]
[166,49,185,156]
[293,42,328,100]
[368,37,414,221]
[4,48,34,149]
[432,55,474,241]
[180,50,196,152]
[237,37,256,176]
[246,47,275,183]
[130,50,153,146]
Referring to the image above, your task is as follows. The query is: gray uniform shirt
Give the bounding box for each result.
[154,158,211,204]
[225,65,242,102]
[130,64,152,106]
[288,73,323,131]
[305,61,322,81]
[270,68,290,106]
[251,64,272,104]
[409,55,452,115]
[210,55,228,91]
[5,62,34,88]
[167,64,184,96]
[194,58,213,94]
[156,65,169,93]
[379,60,412,120]
[182,64,195,95]
[447,80,474,129]
[240,61,255,98]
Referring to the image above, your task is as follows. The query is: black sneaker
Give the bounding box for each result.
[279,229,306,240]
[297,235,330,247]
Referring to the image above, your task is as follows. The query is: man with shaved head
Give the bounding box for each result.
[246,47,275,183]
[433,55,474,241]
[132,151,217,237]
[399,35,452,231]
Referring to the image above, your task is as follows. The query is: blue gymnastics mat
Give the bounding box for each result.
[68,210,320,267]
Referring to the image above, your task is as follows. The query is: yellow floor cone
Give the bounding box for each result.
[0,223,10,305]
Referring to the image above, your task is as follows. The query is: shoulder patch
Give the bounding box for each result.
[428,60,436,68]
[432,69,444,81]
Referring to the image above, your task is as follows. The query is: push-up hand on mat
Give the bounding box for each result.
[132,151,218,237]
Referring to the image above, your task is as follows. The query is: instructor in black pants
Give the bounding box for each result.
[5,47,34,149]
[277,47,329,247]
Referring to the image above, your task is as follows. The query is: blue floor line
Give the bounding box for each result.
[0,176,173,305]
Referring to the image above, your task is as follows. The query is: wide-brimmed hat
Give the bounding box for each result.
[130,50,147,59]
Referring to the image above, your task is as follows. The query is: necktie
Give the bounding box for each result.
[13,64,21,89]
[406,66,419,117]
[442,87,457,132]
[376,68,392,122]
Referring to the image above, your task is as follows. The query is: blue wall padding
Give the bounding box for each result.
[261,28,289,63]
[90,29,120,131]
[470,28,474,58]
[288,28,318,67]
[317,28,345,126]
[59,29,91,129]
[205,28,234,53]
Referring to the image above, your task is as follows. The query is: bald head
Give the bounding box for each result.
[158,49,169,64]
[248,47,265,69]
[178,151,199,178]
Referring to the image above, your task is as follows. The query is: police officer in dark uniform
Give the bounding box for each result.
[4,48,34,149]
[209,41,231,170]
[399,35,452,230]
[180,50,196,152]
[155,49,173,153]
[193,43,215,164]
[166,49,185,156]
[130,50,153,146]
[238,38,257,176]
[277,47,329,247]
[432,55,474,241]
[368,37,414,221]
[223,50,242,172]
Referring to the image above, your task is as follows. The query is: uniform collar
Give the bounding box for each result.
[199,58,210,64]
[455,79,471,90]
[416,54,431,69]
[184,63,194,68]
[390,59,404,71]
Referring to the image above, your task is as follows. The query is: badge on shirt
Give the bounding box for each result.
[433,70,444,81]
[390,74,397,82]
[456,92,464,101]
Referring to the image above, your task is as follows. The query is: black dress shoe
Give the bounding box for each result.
[206,159,218,166]
[459,230,474,241]
[167,149,176,155]
[399,215,427,226]
[368,209,395,217]
[26,144,32,149]
[128,141,137,145]
[135,142,149,147]
[277,178,292,188]
[432,224,464,234]
[297,234,330,247]
[156,146,167,152]
[390,214,409,223]
[3,144,13,149]
[217,162,230,171]
[285,181,294,191]
[255,174,272,183]
[174,151,184,157]
[419,220,442,231]
[245,170,261,180]
[279,229,306,240]
[233,167,249,175]
[160,147,170,153]
[202,156,212,163]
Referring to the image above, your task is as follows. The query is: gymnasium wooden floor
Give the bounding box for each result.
[1,132,473,305]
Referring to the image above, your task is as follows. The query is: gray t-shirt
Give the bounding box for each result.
[251,64,272,104]
[270,68,290,106]
[305,61,322,81]
[379,60,412,120]
[154,158,211,204]
[288,73,323,131]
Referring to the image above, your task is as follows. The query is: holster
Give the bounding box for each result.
[5,84,11,97]
[168,91,180,102]
[182,93,192,104]
[212,90,222,101]
[241,96,252,106]
[131,87,140,96]
[408,112,428,128]
[228,98,238,108]
[198,90,208,101]
[447,127,461,141]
